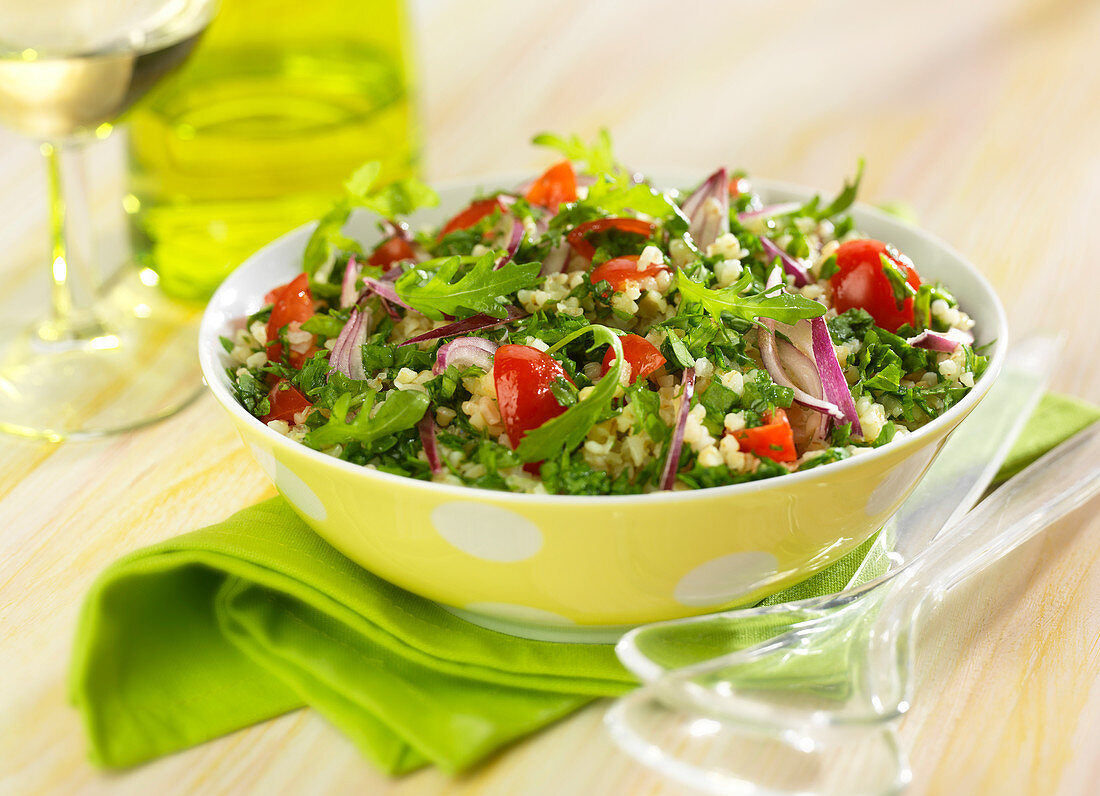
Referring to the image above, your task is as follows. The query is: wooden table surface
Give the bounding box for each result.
[3,0,1099,793]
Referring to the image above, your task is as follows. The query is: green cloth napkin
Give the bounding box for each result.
[70,393,1097,775]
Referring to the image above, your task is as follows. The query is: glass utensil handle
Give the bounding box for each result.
[892,420,1100,620]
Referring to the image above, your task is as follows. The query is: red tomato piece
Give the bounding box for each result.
[728,175,749,197]
[493,344,573,449]
[438,197,506,239]
[266,273,315,366]
[733,409,798,463]
[829,239,922,333]
[368,235,417,270]
[600,334,666,383]
[566,217,656,260]
[260,379,313,425]
[589,255,670,291]
[524,160,578,210]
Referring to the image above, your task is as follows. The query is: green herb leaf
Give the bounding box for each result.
[676,270,826,325]
[880,253,916,309]
[395,252,540,320]
[828,308,875,343]
[532,129,618,177]
[662,330,696,369]
[808,158,864,220]
[817,253,839,280]
[302,200,363,277]
[549,376,579,408]
[515,325,623,462]
[304,389,429,450]
[344,161,439,218]
[585,178,689,225]
[300,312,348,338]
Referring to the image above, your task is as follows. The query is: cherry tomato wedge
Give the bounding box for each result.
[438,196,506,239]
[260,379,313,425]
[493,344,573,449]
[829,239,921,333]
[368,235,417,270]
[733,409,798,463]
[589,255,670,291]
[266,273,315,366]
[567,217,655,260]
[600,334,666,383]
[728,175,749,197]
[524,160,578,210]
[266,273,313,337]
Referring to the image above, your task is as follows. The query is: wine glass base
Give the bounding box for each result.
[0,268,205,442]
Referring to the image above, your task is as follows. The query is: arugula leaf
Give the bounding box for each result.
[395,252,539,320]
[532,129,618,177]
[676,270,826,325]
[515,325,623,462]
[304,389,429,450]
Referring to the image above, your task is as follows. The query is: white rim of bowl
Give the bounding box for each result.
[198,175,1009,507]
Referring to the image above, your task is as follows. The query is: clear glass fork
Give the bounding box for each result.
[606,339,1099,795]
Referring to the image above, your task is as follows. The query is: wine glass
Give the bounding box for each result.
[0,0,217,440]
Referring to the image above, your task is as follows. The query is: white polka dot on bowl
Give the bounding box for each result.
[431,502,543,562]
[674,551,779,607]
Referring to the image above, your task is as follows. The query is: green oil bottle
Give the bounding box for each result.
[127,0,418,300]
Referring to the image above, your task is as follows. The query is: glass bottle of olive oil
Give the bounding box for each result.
[127,0,418,299]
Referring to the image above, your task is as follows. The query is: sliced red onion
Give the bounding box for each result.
[659,367,697,491]
[810,317,862,436]
[765,264,783,291]
[759,320,844,421]
[681,168,730,250]
[340,257,362,309]
[760,236,811,287]
[418,414,442,475]
[360,275,412,311]
[495,217,525,269]
[399,305,526,346]
[906,328,974,352]
[433,336,498,375]
[328,308,369,380]
[539,241,572,276]
[737,202,803,222]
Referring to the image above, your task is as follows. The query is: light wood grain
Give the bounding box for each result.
[2,0,1099,793]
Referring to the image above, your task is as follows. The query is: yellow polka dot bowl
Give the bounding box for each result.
[199,176,1007,642]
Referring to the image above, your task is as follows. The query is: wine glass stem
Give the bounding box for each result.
[37,140,109,345]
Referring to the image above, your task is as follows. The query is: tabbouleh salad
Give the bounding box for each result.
[224,132,986,496]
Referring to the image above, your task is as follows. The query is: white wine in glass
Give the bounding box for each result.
[0,0,217,440]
